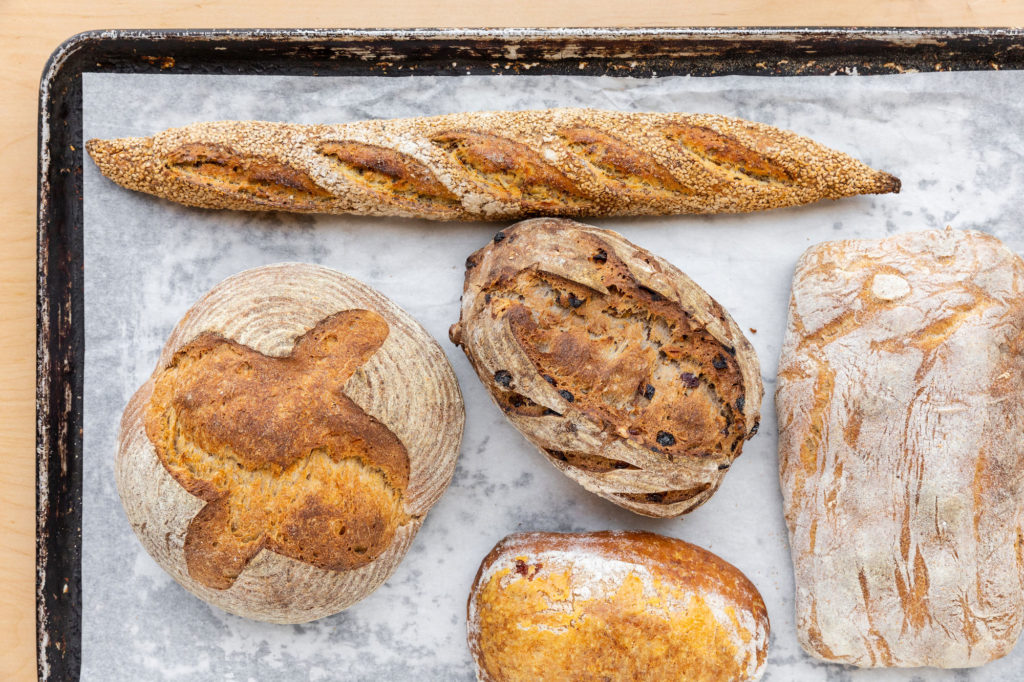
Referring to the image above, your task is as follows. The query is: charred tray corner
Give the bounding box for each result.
[37,26,1024,681]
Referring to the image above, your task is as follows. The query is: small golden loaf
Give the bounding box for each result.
[467,531,770,681]
[116,263,464,623]
[86,108,899,220]
[777,228,1024,667]
[450,218,763,517]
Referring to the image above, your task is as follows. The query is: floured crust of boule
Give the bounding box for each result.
[776,228,1024,667]
[116,263,464,623]
[450,218,763,517]
[467,531,769,681]
[86,108,899,221]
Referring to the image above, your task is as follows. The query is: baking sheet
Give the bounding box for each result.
[82,69,1024,681]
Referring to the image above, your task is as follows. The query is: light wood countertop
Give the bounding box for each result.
[2,1,1021,679]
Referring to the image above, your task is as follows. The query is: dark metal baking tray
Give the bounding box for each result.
[37,26,1024,681]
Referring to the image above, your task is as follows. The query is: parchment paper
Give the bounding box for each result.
[83,69,1024,681]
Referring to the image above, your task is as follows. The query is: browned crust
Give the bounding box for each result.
[166,142,334,210]
[467,531,770,682]
[86,108,900,220]
[115,263,465,623]
[147,310,407,484]
[498,266,748,460]
[144,310,411,590]
[558,125,691,194]
[665,123,796,184]
[451,218,763,517]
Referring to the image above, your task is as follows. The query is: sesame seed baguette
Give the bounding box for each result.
[86,108,899,220]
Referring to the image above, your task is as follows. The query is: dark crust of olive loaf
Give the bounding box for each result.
[450,218,763,517]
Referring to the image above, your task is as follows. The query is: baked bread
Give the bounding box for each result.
[777,228,1024,667]
[116,263,464,623]
[468,531,769,681]
[86,108,899,220]
[450,218,762,517]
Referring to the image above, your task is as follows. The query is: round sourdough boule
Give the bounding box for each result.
[116,263,464,623]
[449,217,762,517]
[467,531,770,682]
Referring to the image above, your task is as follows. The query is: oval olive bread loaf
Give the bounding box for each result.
[450,218,762,517]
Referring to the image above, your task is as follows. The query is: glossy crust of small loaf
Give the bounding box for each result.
[777,228,1024,667]
[467,531,769,682]
[116,263,464,623]
[86,108,899,220]
[450,218,763,517]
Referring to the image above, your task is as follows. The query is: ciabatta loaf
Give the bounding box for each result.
[116,263,464,623]
[450,218,762,517]
[468,531,769,681]
[777,228,1024,667]
[86,108,899,220]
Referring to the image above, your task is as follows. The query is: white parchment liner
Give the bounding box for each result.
[83,70,1024,681]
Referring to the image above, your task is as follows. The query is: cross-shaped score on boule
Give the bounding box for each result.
[145,309,410,590]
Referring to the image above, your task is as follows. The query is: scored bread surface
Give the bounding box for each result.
[776,228,1024,667]
[86,108,899,220]
[116,263,464,623]
[450,218,763,517]
[467,531,769,681]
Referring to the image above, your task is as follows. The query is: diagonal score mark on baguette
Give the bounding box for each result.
[558,125,693,196]
[85,108,900,219]
[664,123,797,185]
[144,309,412,590]
[318,140,459,209]
[165,142,334,209]
[430,129,588,210]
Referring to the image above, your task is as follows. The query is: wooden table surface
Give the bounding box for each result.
[2,1,1022,679]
